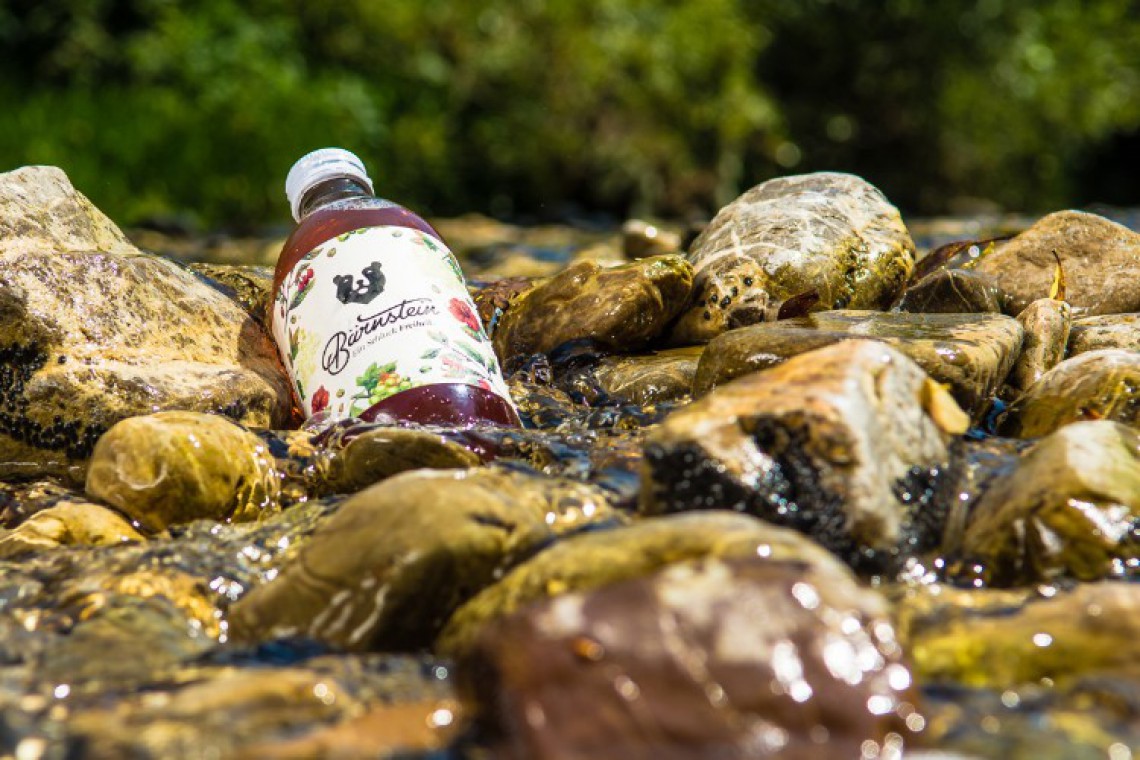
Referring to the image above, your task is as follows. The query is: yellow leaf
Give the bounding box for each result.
[1049,249,1067,302]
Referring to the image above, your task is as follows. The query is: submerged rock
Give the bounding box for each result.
[643,340,965,572]
[1067,313,1140,356]
[228,467,618,652]
[1008,298,1072,394]
[587,347,703,406]
[319,426,483,495]
[0,166,291,480]
[437,510,846,657]
[693,310,1022,420]
[0,500,142,558]
[492,255,693,363]
[999,350,1140,438]
[85,411,281,532]
[974,210,1140,315]
[893,268,1005,314]
[952,421,1140,586]
[671,172,914,344]
[462,556,919,760]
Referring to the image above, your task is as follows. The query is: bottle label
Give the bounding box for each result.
[271,225,515,420]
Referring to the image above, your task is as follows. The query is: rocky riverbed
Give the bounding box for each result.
[1,165,1139,758]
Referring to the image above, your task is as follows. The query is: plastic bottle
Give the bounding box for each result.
[271,148,519,427]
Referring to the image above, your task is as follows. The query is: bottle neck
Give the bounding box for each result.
[297,177,373,221]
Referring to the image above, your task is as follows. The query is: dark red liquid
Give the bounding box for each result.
[274,198,520,428]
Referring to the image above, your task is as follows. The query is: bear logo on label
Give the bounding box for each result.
[334,261,386,305]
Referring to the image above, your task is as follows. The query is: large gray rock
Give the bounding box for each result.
[974,210,1140,315]
[692,310,1023,420]
[671,172,914,344]
[227,468,619,651]
[642,340,967,572]
[0,166,291,480]
[953,421,1140,586]
[461,556,919,760]
[999,349,1140,438]
[1067,313,1140,356]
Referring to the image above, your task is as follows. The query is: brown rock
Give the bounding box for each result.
[1009,298,1072,393]
[974,210,1140,315]
[643,340,963,572]
[1067,313,1140,356]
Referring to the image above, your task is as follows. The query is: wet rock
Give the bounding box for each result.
[898,581,1140,689]
[320,426,483,495]
[893,268,1005,314]
[437,510,847,657]
[998,350,1140,438]
[589,347,703,406]
[1009,298,1072,393]
[692,310,1022,420]
[1067,313,1140,356]
[187,263,275,327]
[951,421,1140,586]
[492,255,693,363]
[228,467,618,652]
[974,210,1140,315]
[462,556,919,760]
[0,500,142,558]
[238,698,464,759]
[621,219,683,260]
[0,166,291,480]
[66,655,457,758]
[671,172,914,344]
[643,340,965,572]
[85,411,281,532]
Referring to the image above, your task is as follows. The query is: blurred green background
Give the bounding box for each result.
[2,0,1139,230]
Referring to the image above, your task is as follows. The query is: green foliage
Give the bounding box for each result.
[0,0,1138,227]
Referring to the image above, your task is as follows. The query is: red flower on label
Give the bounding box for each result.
[311,385,330,413]
[297,267,314,290]
[449,298,482,334]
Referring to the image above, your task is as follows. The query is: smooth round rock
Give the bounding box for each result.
[85,411,281,532]
[492,255,693,363]
[1009,298,1072,393]
[228,467,619,652]
[999,350,1140,438]
[0,501,143,558]
[461,556,919,760]
[671,172,914,344]
[975,210,1140,316]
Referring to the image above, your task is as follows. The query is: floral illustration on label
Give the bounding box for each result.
[272,225,516,420]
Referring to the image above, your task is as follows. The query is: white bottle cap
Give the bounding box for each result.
[285,148,374,222]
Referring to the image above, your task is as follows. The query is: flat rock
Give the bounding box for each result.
[437,510,848,657]
[1067,313,1140,355]
[999,349,1140,438]
[589,347,703,406]
[0,166,291,480]
[461,556,919,760]
[693,310,1023,420]
[974,210,1140,315]
[85,411,281,532]
[899,581,1140,689]
[227,467,619,652]
[953,421,1140,585]
[671,172,914,343]
[492,255,693,363]
[1009,298,1072,393]
[893,268,1005,314]
[187,263,275,327]
[643,340,966,573]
